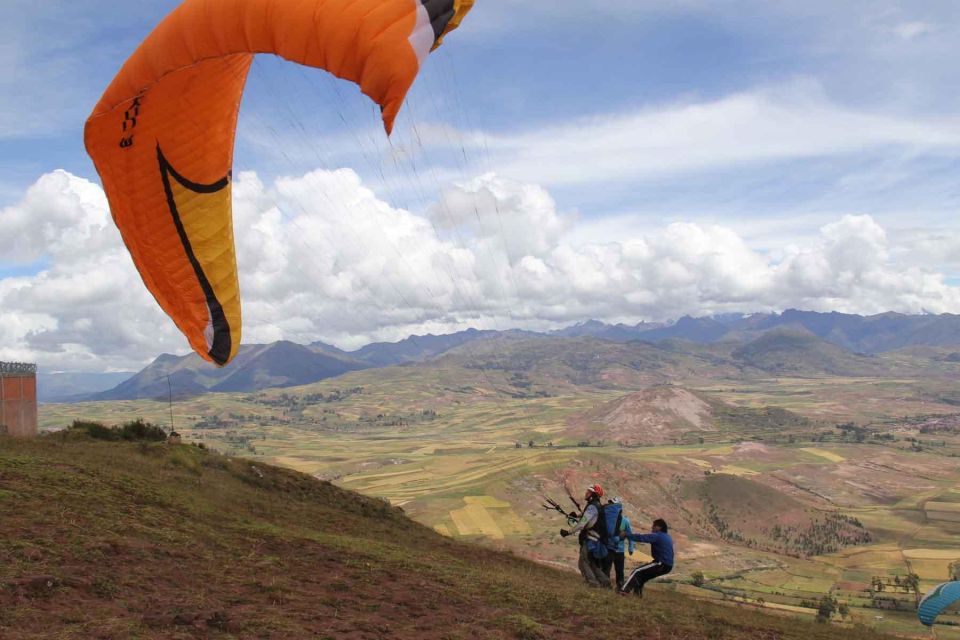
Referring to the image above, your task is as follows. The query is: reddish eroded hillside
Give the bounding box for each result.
[566,386,717,445]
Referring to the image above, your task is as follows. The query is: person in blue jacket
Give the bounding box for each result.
[620,518,674,597]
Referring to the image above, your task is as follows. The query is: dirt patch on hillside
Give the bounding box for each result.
[733,442,769,455]
[566,386,715,445]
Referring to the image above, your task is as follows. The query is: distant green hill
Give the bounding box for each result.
[350,328,514,366]
[1,434,888,640]
[440,336,740,391]
[732,328,881,376]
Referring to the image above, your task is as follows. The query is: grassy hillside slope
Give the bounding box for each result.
[0,435,890,640]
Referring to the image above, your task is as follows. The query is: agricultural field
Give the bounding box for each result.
[39,363,960,636]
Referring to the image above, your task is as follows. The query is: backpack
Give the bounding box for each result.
[587,501,623,559]
[601,502,623,552]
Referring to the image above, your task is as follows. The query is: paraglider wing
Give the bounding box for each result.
[918,581,960,626]
[84,0,473,366]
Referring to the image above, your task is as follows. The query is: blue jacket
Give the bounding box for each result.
[617,516,636,554]
[626,531,674,566]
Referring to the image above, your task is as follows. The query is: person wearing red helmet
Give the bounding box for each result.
[560,484,610,588]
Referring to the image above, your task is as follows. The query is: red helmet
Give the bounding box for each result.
[586,483,604,499]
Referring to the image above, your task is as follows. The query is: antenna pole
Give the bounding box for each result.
[167,375,174,433]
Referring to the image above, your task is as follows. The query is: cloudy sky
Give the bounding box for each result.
[2,0,960,372]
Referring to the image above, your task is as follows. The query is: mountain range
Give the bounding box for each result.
[58,310,960,401]
[554,309,960,350]
[92,341,367,401]
[37,371,136,403]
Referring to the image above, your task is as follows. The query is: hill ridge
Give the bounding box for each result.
[0,434,890,640]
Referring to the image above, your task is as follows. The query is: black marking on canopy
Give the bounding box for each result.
[156,144,233,366]
[420,0,456,43]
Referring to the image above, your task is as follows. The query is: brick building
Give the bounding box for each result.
[0,362,37,437]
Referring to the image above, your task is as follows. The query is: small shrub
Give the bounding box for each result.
[69,418,166,442]
[70,420,117,441]
[119,418,167,441]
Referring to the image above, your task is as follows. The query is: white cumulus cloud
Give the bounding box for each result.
[1,169,959,372]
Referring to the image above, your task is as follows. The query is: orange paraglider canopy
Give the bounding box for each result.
[85,0,473,366]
